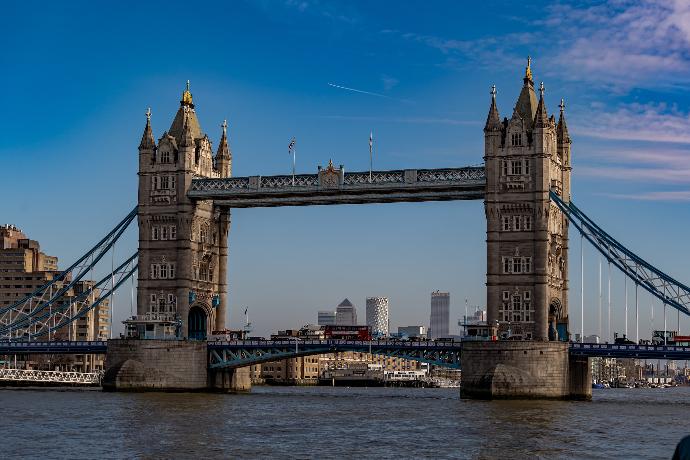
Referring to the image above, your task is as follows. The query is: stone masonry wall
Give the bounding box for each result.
[461,341,571,399]
[103,339,208,391]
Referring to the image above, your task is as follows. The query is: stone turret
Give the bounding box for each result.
[130,81,232,341]
[215,120,232,177]
[484,57,571,342]
[139,108,155,150]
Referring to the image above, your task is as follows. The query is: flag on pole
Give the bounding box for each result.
[288,137,296,154]
[369,131,373,153]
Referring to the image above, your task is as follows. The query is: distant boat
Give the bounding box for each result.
[592,383,605,389]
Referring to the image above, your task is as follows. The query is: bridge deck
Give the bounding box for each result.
[188,167,486,207]
[3,340,690,363]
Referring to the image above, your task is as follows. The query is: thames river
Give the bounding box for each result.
[1,386,688,459]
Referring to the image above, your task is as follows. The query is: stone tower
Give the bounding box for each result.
[484,58,571,341]
[134,82,232,339]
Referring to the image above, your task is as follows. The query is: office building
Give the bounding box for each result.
[429,291,450,339]
[366,296,389,337]
[317,310,336,326]
[335,298,357,326]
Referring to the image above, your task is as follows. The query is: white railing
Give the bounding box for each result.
[0,368,102,384]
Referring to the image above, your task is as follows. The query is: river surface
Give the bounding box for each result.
[1,386,688,459]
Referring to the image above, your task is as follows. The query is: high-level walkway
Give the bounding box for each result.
[188,167,486,207]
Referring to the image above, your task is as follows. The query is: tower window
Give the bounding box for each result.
[160,151,170,163]
[502,216,511,231]
[511,133,523,146]
[170,225,177,240]
[161,176,170,189]
[513,258,522,273]
[152,226,160,240]
[502,161,508,176]
[501,257,532,274]
[524,216,532,231]
[161,226,169,240]
[510,160,523,175]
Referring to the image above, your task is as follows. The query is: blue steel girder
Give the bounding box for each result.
[207,340,463,369]
[0,207,138,339]
[0,341,108,354]
[550,191,690,317]
[570,342,690,360]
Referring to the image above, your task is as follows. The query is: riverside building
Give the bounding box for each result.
[0,225,110,371]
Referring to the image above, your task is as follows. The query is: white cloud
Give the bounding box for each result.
[600,190,690,201]
[573,102,690,143]
[387,0,690,89]
[548,0,690,88]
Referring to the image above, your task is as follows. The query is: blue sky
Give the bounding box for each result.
[2,0,690,338]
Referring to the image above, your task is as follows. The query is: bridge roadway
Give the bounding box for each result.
[2,340,690,365]
[187,167,486,207]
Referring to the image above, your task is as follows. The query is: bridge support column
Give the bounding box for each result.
[103,339,252,392]
[461,341,590,400]
[103,339,208,391]
[568,355,591,400]
[209,367,251,392]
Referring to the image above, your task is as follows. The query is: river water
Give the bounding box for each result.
[1,386,688,459]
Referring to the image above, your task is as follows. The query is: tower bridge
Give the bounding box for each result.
[3,59,690,398]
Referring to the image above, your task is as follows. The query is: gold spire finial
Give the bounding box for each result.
[181,80,193,105]
[525,56,533,81]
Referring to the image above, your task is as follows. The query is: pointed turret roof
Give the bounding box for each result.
[557,98,570,142]
[484,85,502,132]
[180,109,195,148]
[216,120,231,159]
[169,81,203,144]
[139,107,155,150]
[533,82,549,129]
[513,56,538,130]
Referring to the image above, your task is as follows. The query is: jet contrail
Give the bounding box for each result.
[328,82,395,99]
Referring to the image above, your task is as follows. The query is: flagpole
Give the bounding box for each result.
[369,131,373,183]
[289,137,296,186]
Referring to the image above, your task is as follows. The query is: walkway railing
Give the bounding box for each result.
[0,368,102,384]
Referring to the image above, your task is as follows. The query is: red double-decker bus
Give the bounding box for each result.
[324,325,371,340]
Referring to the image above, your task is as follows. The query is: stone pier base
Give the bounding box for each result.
[460,341,591,400]
[102,339,252,392]
[209,367,251,392]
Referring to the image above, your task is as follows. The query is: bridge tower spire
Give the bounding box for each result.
[484,58,571,341]
[131,82,230,340]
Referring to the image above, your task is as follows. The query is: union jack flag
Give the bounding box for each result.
[369,131,373,152]
[288,137,296,154]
